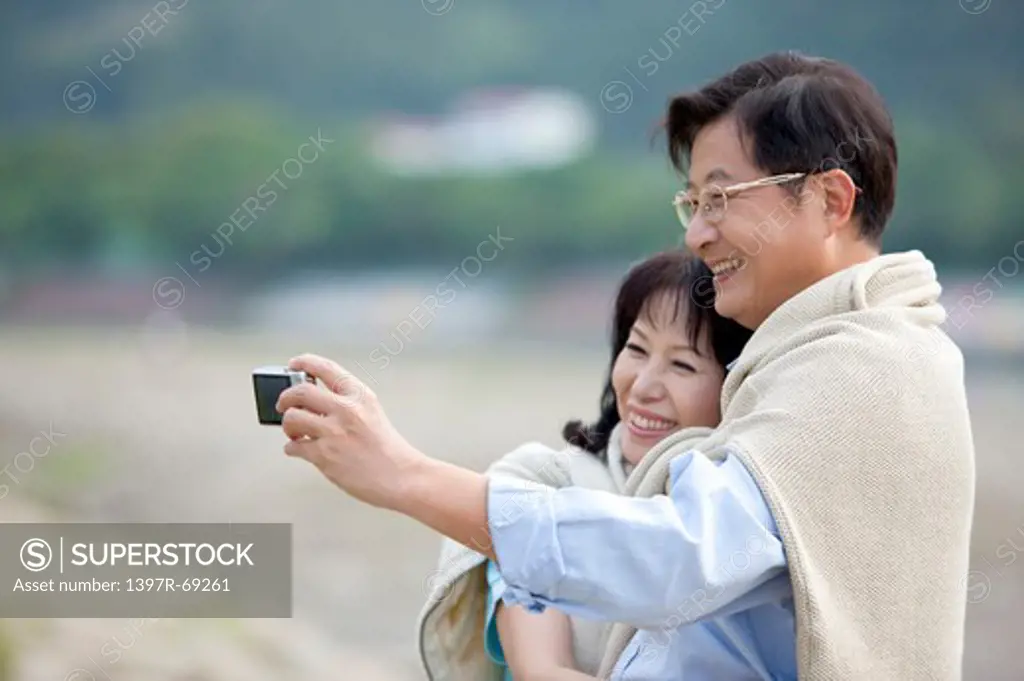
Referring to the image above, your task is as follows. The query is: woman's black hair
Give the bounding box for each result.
[561,249,751,459]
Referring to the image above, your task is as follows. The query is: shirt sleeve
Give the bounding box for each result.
[483,559,508,666]
[487,448,788,629]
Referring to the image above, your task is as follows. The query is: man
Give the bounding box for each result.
[276,52,975,680]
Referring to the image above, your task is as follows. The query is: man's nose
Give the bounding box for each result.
[684,217,718,255]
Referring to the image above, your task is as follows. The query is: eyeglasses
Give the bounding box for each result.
[671,172,807,231]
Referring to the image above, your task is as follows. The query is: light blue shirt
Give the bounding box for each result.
[485,448,797,680]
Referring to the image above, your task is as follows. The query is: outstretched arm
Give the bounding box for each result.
[277,354,788,628]
[276,354,499,558]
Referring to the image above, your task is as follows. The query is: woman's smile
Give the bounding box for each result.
[625,406,680,440]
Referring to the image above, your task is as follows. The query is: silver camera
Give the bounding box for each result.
[252,366,315,425]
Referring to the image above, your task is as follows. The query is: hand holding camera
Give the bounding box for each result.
[253,354,425,511]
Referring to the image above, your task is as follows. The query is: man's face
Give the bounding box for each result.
[683,116,832,329]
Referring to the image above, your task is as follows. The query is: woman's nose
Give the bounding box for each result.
[631,366,666,401]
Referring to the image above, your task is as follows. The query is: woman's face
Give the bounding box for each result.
[611,293,726,465]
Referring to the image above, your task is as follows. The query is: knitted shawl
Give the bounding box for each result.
[597,250,976,680]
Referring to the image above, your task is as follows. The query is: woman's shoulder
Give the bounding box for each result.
[485,440,573,486]
[567,449,620,492]
[486,440,617,492]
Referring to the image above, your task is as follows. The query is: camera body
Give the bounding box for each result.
[252,366,314,425]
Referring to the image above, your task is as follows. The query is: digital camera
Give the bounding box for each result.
[252,366,315,425]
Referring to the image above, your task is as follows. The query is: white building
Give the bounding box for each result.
[370,87,596,175]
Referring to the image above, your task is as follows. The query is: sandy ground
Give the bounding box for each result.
[0,326,1020,679]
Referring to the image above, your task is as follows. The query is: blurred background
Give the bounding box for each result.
[1,1,1022,679]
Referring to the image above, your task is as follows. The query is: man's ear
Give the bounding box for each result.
[817,169,859,234]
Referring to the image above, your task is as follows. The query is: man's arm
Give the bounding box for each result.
[397,456,497,561]
[399,448,787,629]
[276,354,788,628]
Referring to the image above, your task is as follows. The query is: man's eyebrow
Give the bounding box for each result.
[685,168,733,190]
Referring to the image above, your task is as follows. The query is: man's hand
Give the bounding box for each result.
[276,353,424,510]
[277,352,495,561]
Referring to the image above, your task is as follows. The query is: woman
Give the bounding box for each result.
[417,249,752,680]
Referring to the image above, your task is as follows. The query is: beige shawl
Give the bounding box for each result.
[597,250,976,680]
[416,425,715,680]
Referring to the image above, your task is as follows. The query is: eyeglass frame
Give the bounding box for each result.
[671,172,809,231]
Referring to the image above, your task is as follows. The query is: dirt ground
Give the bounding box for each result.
[0,326,1020,680]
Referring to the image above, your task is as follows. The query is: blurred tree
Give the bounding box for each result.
[0,0,1020,274]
